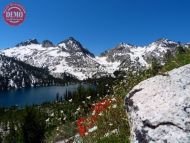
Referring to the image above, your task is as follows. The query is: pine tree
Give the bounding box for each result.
[0,133,2,143]
[164,49,172,62]
[176,46,186,54]
[151,58,161,76]
[22,108,46,143]
[4,122,21,143]
[56,93,60,101]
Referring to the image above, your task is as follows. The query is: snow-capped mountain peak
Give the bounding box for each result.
[58,37,95,58]
[58,37,81,47]
[1,38,189,80]
[118,42,134,48]
[42,40,55,48]
[99,38,184,72]
[15,39,39,47]
[2,37,99,80]
[148,38,178,48]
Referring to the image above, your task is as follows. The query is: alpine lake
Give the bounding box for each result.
[0,84,91,108]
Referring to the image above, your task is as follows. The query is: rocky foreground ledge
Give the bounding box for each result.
[125,64,190,143]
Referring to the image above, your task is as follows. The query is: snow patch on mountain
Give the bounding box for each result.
[95,56,120,73]
[2,38,100,80]
[1,38,188,80]
[0,54,60,90]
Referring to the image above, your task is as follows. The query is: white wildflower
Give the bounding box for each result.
[104,129,118,137]
[86,96,91,100]
[92,110,96,115]
[76,107,80,111]
[88,126,98,133]
[45,118,50,122]
[104,132,109,137]
[75,134,80,137]
[122,118,128,121]
[112,104,117,108]
[69,99,72,102]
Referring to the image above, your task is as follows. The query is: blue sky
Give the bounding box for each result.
[0,0,190,55]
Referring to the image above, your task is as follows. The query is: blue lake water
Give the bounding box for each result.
[0,84,86,107]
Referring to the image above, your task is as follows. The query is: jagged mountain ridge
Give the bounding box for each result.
[2,37,105,80]
[99,39,189,72]
[1,38,189,80]
[0,54,68,90]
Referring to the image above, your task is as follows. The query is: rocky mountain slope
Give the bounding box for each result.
[125,64,190,143]
[1,37,106,80]
[1,38,189,80]
[100,39,181,71]
[0,54,66,90]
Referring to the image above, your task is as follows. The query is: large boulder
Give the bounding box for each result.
[125,64,190,143]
